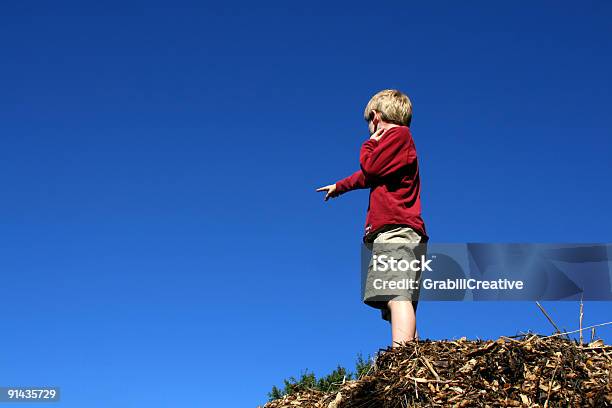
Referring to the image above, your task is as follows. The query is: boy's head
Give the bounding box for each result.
[364,89,412,135]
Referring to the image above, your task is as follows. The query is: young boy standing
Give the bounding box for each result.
[317,89,428,347]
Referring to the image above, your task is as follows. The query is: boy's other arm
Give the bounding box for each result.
[360,129,415,179]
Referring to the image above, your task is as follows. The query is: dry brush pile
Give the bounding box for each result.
[262,334,611,408]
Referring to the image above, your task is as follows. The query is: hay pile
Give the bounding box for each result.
[262,335,611,407]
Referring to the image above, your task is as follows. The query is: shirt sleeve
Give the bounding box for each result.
[359,128,415,179]
[333,169,369,196]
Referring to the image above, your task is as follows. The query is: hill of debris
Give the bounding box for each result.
[262,334,611,407]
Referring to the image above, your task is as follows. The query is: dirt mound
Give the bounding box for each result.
[262,334,611,407]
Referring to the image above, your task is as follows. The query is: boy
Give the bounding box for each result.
[317,89,428,347]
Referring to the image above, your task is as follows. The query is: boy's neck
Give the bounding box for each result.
[379,123,400,131]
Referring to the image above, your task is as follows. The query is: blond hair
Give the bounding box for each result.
[363,89,412,126]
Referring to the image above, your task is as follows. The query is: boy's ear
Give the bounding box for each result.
[372,110,381,124]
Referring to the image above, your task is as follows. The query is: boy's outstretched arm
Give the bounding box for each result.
[316,128,387,201]
[316,170,370,201]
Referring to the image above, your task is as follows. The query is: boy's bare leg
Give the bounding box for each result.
[387,300,416,347]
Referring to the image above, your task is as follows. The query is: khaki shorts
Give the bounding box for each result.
[363,226,427,322]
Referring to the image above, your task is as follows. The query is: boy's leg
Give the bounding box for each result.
[387,299,416,347]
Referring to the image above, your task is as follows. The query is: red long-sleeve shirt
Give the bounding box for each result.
[333,126,427,243]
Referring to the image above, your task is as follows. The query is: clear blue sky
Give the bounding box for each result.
[1,1,611,407]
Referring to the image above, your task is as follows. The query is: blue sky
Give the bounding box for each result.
[1,1,611,407]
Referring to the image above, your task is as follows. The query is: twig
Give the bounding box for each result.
[579,296,584,346]
[539,321,612,340]
[420,356,440,381]
[544,363,559,408]
[408,376,458,384]
[535,302,562,334]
